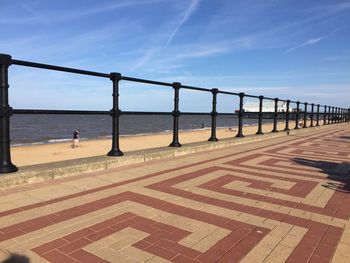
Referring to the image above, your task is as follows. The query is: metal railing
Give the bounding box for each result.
[1,53,349,173]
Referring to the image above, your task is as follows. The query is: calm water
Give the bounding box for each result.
[10,114,264,145]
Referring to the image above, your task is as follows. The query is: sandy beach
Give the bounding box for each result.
[12,121,301,166]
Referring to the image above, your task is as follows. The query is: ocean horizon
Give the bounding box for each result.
[10,114,268,146]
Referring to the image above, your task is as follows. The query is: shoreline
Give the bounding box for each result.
[11,124,262,147]
[11,122,287,167]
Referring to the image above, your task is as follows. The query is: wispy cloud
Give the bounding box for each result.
[286,36,328,53]
[0,0,165,25]
[131,0,201,71]
[163,0,201,48]
[57,0,165,21]
[21,3,49,24]
[325,54,350,61]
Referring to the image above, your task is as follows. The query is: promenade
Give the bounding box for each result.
[0,124,349,262]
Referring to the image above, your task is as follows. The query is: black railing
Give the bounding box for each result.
[1,53,349,173]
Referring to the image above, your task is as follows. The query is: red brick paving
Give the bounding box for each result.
[0,126,350,262]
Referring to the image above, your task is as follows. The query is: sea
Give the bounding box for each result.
[10,114,267,146]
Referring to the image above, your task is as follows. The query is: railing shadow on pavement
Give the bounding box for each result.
[1,253,30,263]
[293,157,350,193]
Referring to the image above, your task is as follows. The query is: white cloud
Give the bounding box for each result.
[164,0,201,48]
[286,36,327,53]
[131,0,201,71]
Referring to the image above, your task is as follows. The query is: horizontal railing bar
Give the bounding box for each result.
[122,111,171,116]
[13,109,109,115]
[11,59,110,78]
[121,76,173,87]
[181,112,211,115]
[217,113,238,116]
[217,90,239,96]
[181,85,211,92]
[245,94,260,99]
[13,109,326,116]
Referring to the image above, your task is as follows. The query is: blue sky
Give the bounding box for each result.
[0,0,349,112]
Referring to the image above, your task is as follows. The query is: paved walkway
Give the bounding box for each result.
[0,125,349,263]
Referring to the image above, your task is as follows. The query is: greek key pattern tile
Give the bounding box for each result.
[1,127,350,262]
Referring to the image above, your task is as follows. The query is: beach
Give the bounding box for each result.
[12,122,290,166]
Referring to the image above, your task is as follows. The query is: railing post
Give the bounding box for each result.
[303,102,308,128]
[316,104,320,126]
[337,108,340,123]
[169,82,181,147]
[256,96,264,135]
[328,106,331,124]
[331,107,335,124]
[284,100,290,131]
[323,105,327,125]
[294,101,300,129]
[0,54,18,173]
[310,103,314,127]
[272,98,279,133]
[208,88,219,142]
[236,92,245,138]
[335,107,338,123]
[348,108,350,122]
[108,72,123,157]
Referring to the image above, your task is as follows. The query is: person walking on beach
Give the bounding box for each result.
[72,130,80,148]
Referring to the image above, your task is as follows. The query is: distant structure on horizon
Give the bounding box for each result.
[243,101,288,112]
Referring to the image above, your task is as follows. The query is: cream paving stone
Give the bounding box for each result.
[84,236,117,253]
[263,244,296,263]
[145,256,170,263]
[61,176,112,190]
[240,224,300,263]
[87,228,149,253]
[218,163,328,183]
[279,226,308,248]
[120,246,158,262]
[241,155,273,166]
[86,246,131,262]
[304,185,335,207]
[190,227,231,252]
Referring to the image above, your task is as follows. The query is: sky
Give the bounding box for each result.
[0,0,349,112]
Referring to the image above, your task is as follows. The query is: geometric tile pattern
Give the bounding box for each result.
[0,126,350,262]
